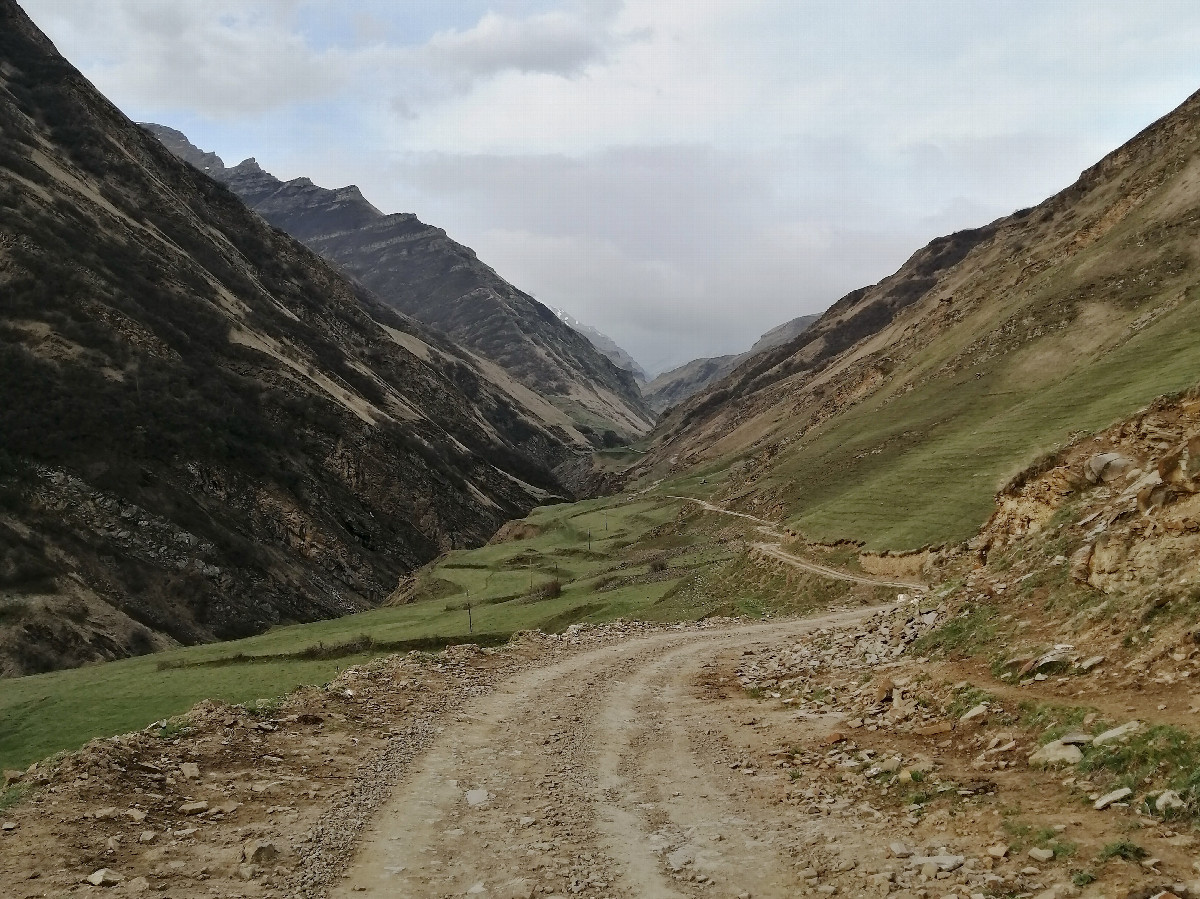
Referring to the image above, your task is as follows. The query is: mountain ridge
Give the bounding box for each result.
[0,0,589,675]
[636,86,1200,549]
[642,314,819,413]
[144,125,655,438]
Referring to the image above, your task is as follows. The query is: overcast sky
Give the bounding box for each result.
[19,1,1200,374]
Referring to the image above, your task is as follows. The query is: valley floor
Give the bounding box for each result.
[3,604,1198,899]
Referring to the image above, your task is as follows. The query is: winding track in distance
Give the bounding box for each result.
[671,496,928,593]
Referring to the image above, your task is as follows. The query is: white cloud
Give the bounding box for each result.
[17,0,1200,372]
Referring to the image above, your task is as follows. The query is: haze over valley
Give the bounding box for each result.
[4,3,1200,898]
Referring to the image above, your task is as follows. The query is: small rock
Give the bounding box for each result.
[913,722,952,736]
[243,839,279,864]
[960,703,988,723]
[93,807,119,820]
[987,844,1009,859]
[1028,740,1083,767]
[1078,655,1105,672]
[1156,790,1185,813]
[178,800,208,815]
[124,808,147,822]
[1028,847,1054,863]
[179,763,200,780]
[889,842,913,858]
[1,821,16,832]
[1093,720,1140,746]
[2,769,22,787]
[465,789,491,807]
[138,830,157,843]
[126,876,150,894]
[86,868,124,886]
[1094,787,1133,809]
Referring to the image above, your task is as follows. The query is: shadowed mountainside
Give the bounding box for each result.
[145,125,655,439]
[0,0,591,675]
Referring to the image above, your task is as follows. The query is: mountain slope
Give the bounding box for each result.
[642,88,1200,549]
[643,314,818,413]
[145,126,654,438]
[0,0,586,675]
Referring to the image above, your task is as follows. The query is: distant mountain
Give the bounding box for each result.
[546,306,648,383]
[145,125,655,438]
[642,315,819,413]
[0,0,590,675]
[640,87,1200,550]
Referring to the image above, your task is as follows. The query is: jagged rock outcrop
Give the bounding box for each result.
[145,125,655,438]
[0,0,586,675]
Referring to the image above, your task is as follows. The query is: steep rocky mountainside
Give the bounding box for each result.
[546,304,647,383]
[145,125,654,439]
[640,88,1200,549]
[0,0,590,676]
[643,314,818,413]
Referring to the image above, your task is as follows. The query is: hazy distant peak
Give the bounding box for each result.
[545,305,649,383]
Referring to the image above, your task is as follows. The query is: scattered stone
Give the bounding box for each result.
[86,868,123,886]
[243,839,279,864]
[1,821,16,832]
[465,789,491,807]
[1028,847,1055,862]
[178,800,208,815]
[1093,721,1141,746]
[126,876,150,893]
[1028,740,1083,767]
[1094,787,1133,809]
[138,830,157,843]
[987,844,1009,859]
[960,703,988,723]
[889,842,913,858]
[913,722,952,736]
[1155,790,1185,813]
[1078,655,1105,672]
[179,762,200,780]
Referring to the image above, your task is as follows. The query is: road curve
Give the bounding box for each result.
[671,495,927,592]
[329,610,875,899]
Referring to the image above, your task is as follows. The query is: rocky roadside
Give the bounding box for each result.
[718,602,1200,899]
[0,620,728,898]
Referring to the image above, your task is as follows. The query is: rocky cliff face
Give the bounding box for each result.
[145,126,655,439]
[0,0,586,675]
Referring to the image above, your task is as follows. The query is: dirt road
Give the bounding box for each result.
[329,610,873,899]
[672,496,927,592]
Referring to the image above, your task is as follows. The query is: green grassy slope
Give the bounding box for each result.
[0,492,754,771]
[643,90,1200,551]
[776,291,1200,548]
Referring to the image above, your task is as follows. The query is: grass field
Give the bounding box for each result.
[762,288,1200,550]
[0,489,771,772]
